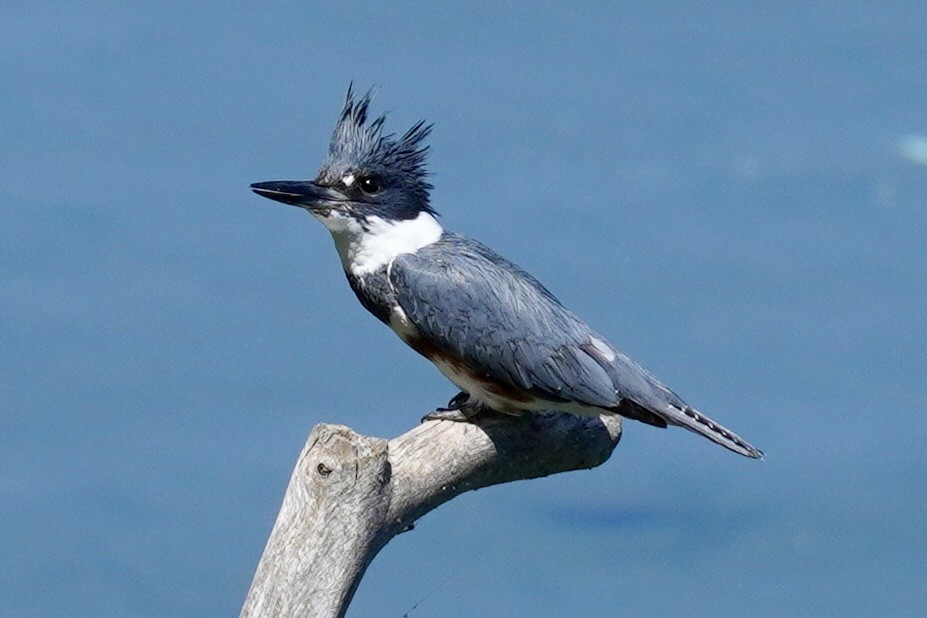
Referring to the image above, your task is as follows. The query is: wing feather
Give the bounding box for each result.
[387,234,764,458]
[389,234,620,408]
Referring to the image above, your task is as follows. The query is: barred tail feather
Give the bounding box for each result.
[663,404,764,459]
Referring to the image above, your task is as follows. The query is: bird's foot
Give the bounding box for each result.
[421,391,487,423]
[421,408,477,423]
[443,390,471,411]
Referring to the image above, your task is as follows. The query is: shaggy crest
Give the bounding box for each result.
[321,85,434,208]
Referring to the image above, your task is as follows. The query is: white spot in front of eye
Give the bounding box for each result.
[342,174,355,187]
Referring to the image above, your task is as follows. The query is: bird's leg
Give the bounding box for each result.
[421,391,489,423]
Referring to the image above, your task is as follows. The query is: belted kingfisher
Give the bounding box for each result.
[251,87,763,459]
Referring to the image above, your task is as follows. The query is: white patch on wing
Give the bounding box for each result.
[387,303,418,340]
[589,336,616,362]
[326,211,443,276]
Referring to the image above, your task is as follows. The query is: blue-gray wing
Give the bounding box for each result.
[389,234,682,413]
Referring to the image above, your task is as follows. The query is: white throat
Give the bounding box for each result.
[313,210,444,275]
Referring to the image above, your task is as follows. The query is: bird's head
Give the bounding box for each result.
[251,86,435,233]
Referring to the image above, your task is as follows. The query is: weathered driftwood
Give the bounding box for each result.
[240,411,622,618]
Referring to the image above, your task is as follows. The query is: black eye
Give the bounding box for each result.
[359,176,381,194]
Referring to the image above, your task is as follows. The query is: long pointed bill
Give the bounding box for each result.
[250,180,337,208]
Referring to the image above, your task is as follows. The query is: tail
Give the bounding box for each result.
[662,404,764,459]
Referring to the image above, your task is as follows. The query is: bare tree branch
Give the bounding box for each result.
[240,412,622,618]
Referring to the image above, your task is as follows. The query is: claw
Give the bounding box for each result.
[422,392,489,423]
[446,390,469,410]
[421,408,475,423]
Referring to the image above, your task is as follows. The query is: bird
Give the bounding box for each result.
[251,86,763,459]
